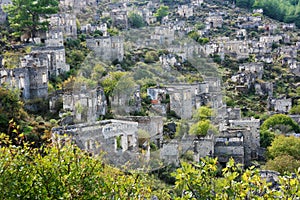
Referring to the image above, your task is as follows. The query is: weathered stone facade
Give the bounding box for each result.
[160,140,179,165]
[86,36,124,62]
[49,13,77,38]
[0,53,48,100]
[178,5,193,18]
[150,26,175,45]
[269,98,292,113]
[31,46,70,77]
[118,116,164,147]
[52,119,139,166]
[0,0,11,23]
[62,87,107,123]
[214,129,245,165]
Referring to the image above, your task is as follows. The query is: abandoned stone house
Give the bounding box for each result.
[150,26,175,45]
[282,23,295,31]
[80,23,108,36]
[0,53,48,100]
[268,98,292,113]
[206,15,223,28]
[31,46,70,77]
[230,118,260,152]
[147,83,200,119]
[59,0,98,12]
[258,23,278,34]
[0,0,10,23]
[62,87,107,123]
[52,119,139,166]
[255,81,273,96]
[117,116,164,148]
[236,29,247,40]
[278,46,297,58]
[110,85,141,115]
[239,62,264,79]
[110,10,128,29]
[192,0,204,6]
[140,8,156,25]
[160,117,260,167]
[166,84,199,119]
[221,40,250,59]
[250,41,272,55]
[214,129,245,165]
[167,43,197,61]
[49,13,77,38]
[177,5,193,18]
[86,36,124,62]
[259,35,282,47]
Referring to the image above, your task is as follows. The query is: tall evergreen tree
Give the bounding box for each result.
[4,0,59,42]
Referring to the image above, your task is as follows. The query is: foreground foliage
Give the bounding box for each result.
[0,132,300,199]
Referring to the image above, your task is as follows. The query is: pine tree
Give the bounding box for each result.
[4,0,59,42]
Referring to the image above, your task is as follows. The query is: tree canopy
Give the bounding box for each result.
[154,5,169,22]
[236,0,300,27]
[260,114,300,133]
[1,131,300,199]
[265,135,300,174]
[128,12,145,28]
[4,0,59,41]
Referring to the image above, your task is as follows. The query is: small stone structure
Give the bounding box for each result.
[118,116,164,147]
[0,0,11,23]
[62,87,107,123]
[86,36,124,62]
[0,53,48,100]
[206,16,223,28]
[150,26,175,45]
[160,140,179,165]
[178,5,193,18]
[269,98,292,113]
[49,13,77,38]
[52,119,139,166]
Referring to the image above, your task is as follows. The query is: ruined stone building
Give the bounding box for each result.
[269,98,292,113]
[59,0,98,12]
[0,0,11,23]
[61,87,107,123]
[206,15,223,28]
[177,5,193,18]
[118,116,164,148]
[86,36,124,62]
[214,129,245,165]
[49,13,77,38]
[150,26,175,45]
[259,35,282,47]
[52,119,139,166]
[31,46,70,77]
[110,10,128,30]
[227,118,260,166]
[30,31,70,77]
[147,83,200,119]
[166,84,199,119]
[0,53,48,100]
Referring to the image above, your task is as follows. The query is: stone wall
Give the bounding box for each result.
[0,53,48,100]
[160,140,179,165]
[118,116,164,145]
[214,130,245,165]
[166,84,199,119]
[229,118,260,166]
[63,87,107,123]
[0,0,11,23]
[52,119,139,166]
[31,46,70,76]
[86,36,124,62]
[49,13,77,38]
